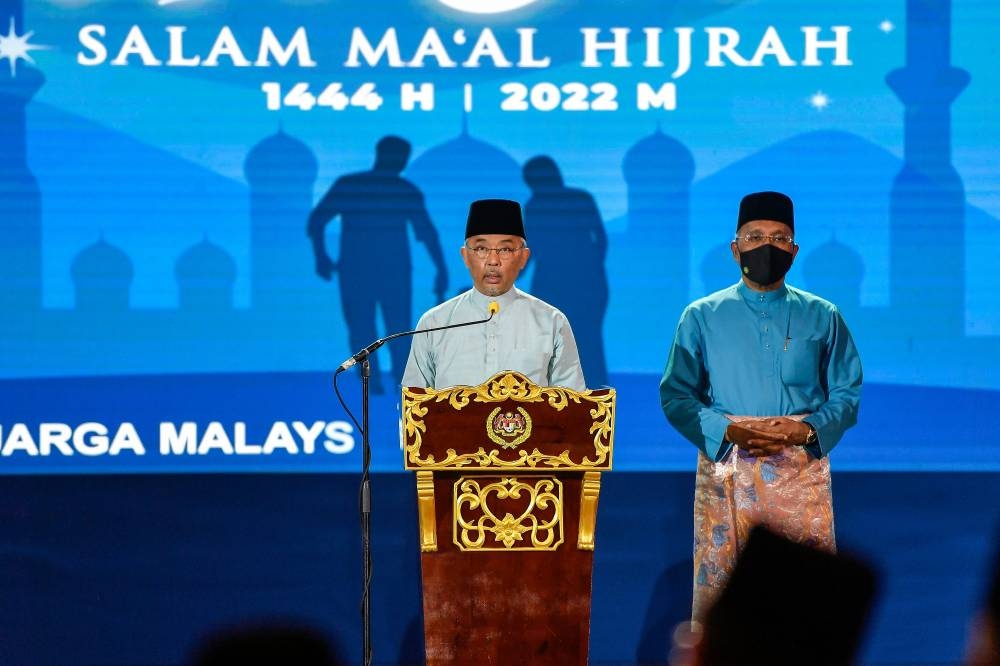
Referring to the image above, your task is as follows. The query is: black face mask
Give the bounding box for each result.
[739,243,794,286]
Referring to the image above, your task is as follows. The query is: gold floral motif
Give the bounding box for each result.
[454,476,563,551]
[448,372,546,409]
[402,371,615,470]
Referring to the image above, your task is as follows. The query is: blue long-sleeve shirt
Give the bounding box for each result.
[659,282,862,461]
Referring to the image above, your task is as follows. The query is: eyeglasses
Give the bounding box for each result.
[735,232,795,247]
[464,245,526,260]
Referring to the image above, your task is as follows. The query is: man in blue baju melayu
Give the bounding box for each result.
[659,191,863,620]
[402,198,586,391]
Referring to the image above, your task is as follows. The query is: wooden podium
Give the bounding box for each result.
[402,371,616,665]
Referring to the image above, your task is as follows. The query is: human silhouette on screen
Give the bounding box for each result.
[308,136,448,392]
[522,155,609,386]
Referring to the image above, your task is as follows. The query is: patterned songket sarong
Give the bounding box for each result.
[691,415,836,621]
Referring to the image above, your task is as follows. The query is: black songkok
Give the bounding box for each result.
[737,191,794,231]
[465,199,526,240]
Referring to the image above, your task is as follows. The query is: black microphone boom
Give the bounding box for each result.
[335,303,499,373]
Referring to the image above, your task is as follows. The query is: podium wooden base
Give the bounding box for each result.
[420,473,593,665]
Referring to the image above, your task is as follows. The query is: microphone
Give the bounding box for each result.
[336,301,501,373]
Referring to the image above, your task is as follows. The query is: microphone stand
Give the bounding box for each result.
[336,308,497,666]
[359,356,372,666]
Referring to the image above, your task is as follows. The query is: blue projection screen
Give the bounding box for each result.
[0,0,996,473]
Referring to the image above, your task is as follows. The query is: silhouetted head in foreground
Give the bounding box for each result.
[187,621,343,666]
[698,526,878,666]
[967,527,1000,666]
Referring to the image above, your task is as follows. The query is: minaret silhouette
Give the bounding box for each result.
[0,2,44,314]
[886,0,969,338]
[244,128,318,311]
[804,235,865,315]
[622,126,695,334]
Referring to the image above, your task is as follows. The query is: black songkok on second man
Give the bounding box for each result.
[465,199,526,240]
[737,191,794,232]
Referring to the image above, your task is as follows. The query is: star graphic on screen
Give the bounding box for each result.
[879,19,895,33]
[0,18,49,77]
[809,91,830,110]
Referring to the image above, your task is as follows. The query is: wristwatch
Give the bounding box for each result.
[802,424,818,446]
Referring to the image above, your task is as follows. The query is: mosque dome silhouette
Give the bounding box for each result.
[804,236,865,309]
[175,237,237,311]
[71,237,133,311]
[408,127,524,197]
[407,123,527,293]
[623,127,695,182]
[244,129,319,184]
[176,237,237,283]
[72,237,133,284]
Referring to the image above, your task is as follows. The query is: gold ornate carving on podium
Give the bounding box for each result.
[416,470,438,553]
[402,371,614,470]
[453,476,563,551]
[577,471,602,551]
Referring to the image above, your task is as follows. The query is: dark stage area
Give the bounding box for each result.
[1,472,997,665]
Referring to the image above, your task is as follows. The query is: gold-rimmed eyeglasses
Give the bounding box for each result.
[735,232,795,247]
[464,245,526,260]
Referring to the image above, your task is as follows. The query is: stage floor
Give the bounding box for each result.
[0,472,997,665]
